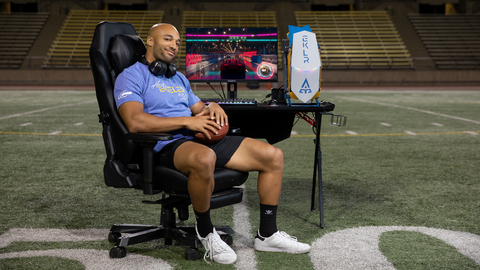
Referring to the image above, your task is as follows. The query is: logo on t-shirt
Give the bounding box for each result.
[151,80,163,89]
[151,81,185,94]
[118,90,132,99]
[179,93,188,101]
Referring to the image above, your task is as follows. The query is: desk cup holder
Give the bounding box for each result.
[331,114,347,127]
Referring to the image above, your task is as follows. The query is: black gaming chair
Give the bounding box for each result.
[89,21,249,260]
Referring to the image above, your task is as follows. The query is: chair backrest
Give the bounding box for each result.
[89,21,147,188]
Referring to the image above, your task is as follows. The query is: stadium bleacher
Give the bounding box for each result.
[181,10,277,28]
[0,12,49,69]
[43,10,164,68]
[408,14,480,70]
[295,11,414,69]
[1,4,479,86]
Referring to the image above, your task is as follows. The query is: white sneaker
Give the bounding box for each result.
[196,224,237,264]
[254,230,311,254]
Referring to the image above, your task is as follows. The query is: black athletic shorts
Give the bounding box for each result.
[156,136,246,170]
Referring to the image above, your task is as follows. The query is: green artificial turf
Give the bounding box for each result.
[0,89,479,269]
[380,231,480,270]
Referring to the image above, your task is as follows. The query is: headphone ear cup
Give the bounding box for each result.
[165,63,177,78]
[148,60,167,77]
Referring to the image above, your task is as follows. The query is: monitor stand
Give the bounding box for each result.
[227,81,237,100]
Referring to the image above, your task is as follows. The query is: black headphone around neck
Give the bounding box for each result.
[139,56,177,78]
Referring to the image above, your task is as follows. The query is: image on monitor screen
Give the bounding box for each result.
[185,27,278,82]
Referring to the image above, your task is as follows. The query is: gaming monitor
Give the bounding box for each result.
[185,27,278,82]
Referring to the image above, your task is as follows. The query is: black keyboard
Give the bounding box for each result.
[201,98,257,106]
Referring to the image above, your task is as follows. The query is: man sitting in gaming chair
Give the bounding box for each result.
[113,23,310,264]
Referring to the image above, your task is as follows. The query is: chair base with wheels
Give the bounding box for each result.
[107,187,243,260]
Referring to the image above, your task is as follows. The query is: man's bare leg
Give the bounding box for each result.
[225,138,310,255]
[173,141,217,238]
[173,141,216,212]
[225,138,284,205]
[173,141,238,264]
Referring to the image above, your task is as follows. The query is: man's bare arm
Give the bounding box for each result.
[118,101,220,138]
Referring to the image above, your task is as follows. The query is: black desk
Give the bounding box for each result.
[221,103,334,228]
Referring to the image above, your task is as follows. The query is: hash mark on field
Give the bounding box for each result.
[74,122,84,126]
[291,130,298,135]
[20,123,32,126]
[465,131,478,135]
[432,123,444,127]
[48,131,62,135]
[405,131,417,135]
[346,131,358,135]
[380,123,391,126]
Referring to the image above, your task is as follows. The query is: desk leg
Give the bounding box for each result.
[311,112,324,228]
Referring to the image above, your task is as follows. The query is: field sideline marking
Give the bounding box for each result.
[0,100,97,120]
[0,131,102,137]
[292,130,480,138]
[338,97,480,124]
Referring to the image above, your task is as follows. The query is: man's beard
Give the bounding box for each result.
[155,49,175,64]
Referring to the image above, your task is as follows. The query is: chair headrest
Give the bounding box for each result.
[109,34,147,76]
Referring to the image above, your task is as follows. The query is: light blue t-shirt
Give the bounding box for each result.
[114,61,201,153]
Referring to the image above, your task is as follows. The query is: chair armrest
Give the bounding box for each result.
[125,132,173,141]
[124,132,173,195]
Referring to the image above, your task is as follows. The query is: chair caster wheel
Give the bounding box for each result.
[110,246,127,258]
[108,232,121,243]
[185,247,200,261]
[221,235,233,246]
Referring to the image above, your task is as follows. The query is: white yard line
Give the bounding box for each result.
[0,229,172,269]
[233,185,257,270]
[310,226,480,269]
[0,100,96,120]
[339,97,480,124]
[380,122,391,126]
[2,226,479,269]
